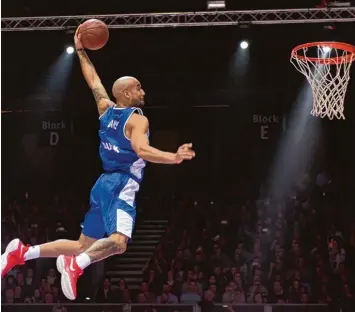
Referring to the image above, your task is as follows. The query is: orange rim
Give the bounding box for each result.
[291,41,355,65]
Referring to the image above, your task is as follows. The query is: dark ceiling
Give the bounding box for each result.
[2,0,354,114]
[3,0,324,17]
[2,23,354,112]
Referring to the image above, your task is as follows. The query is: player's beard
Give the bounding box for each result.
[136,98,144,107]
[130,99,143,108]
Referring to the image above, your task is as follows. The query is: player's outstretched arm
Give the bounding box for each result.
[127,114,195,164]
[74,26,111,116]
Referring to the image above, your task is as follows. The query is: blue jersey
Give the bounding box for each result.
[98,106,147,183]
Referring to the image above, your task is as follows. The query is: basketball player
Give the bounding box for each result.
[1,26,195,300]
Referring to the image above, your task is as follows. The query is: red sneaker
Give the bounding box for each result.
[1,238,28,278]
[56,255,83,300]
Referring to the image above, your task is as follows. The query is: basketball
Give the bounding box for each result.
[79,19,109,50]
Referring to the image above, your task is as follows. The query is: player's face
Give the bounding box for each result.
[127,82,145,107]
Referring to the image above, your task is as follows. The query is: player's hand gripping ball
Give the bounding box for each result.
[77,19,109,50]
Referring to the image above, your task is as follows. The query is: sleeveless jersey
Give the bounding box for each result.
[98,106,147,183]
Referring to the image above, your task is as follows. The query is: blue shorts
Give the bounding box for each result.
[82,172,140,239]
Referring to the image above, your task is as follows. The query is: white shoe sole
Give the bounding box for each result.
[56,256,76,300]
[1,238,20,275]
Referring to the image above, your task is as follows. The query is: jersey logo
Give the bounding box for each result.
[102,142,119,153]
[107,120,119,130]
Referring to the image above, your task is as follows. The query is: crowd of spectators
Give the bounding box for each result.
[138,172,354,311]
[1,194,84,305]
[1,171,354,312]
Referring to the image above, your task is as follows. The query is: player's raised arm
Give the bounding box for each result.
[74,26,111,116]
[127,114,195,164]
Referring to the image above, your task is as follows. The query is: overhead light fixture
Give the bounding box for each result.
[239,21,251,29]
[66,46,74,54]
[328,1,351,7]
[207,1,226,10]
[240,41,249,49]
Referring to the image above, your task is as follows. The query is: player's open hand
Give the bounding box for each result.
[175,143,195,164]
[74,25,84,50]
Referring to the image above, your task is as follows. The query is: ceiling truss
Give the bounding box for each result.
[2,7,355,31]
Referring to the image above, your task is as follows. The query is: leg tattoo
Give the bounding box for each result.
[84,237,125,263]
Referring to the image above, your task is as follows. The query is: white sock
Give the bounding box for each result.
[75,253,91,270]
[24,246,40,261]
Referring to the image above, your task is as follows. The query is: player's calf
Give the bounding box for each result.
[75,232,128,269]
[58,233,128,300]
[1,234,97,278]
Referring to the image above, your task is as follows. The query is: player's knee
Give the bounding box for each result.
[109,233,127,254]
[76,241,90,254]
[116,242,127,254]
[77,234,97,255]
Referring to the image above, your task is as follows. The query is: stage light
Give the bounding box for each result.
[322,46,331,53]
[66,46,74,54]
[207,1,226,9]
[240,41,249,49]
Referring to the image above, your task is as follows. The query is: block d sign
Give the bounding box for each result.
[41,120,69,146]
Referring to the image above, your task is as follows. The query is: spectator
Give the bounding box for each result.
[300,292,310,304]
[136,281,156,303]
[95,278,117,303]
[268,281,285,303]
[181,270,203,295]
[44,292,54,304]
[122,288,132,303]
[233,289,247,303]
[147,269,162,295]
[210,244,230,269]
[32,288,43,303]
[14,286,23,303]
[51,286,60,303]
[247,276,267,303]
[341,284,354,312]
[180,281,201,304]
[25,268,35,288]
[157,283,178,304]
[201,290,215,312]
[5,289,14,303]
[136,293,147,303]
[5,275,16,290]
[222,282,245,303]
[252,292,265,303]
[47,268,58,286]
[288,276,302,303]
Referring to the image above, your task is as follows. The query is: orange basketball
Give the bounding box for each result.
[79,19,109,50]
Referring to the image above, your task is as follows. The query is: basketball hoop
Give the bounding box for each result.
[290,41,355,119]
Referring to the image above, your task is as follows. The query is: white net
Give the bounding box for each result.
[290,44,354,120]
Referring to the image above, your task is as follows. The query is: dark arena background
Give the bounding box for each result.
[1,1,355,312]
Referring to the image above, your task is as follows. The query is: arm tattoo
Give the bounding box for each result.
[84,237,123,263]
[76,50,110,107]
[77,50,94,67]
[93,88,109,103]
